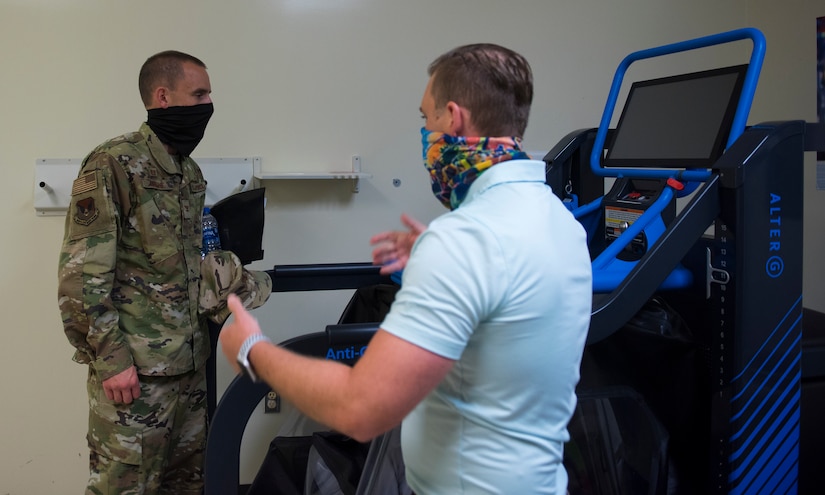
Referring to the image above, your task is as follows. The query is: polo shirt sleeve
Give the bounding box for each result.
[379,217,507,360]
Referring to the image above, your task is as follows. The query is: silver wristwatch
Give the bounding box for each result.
[237,333,271,383]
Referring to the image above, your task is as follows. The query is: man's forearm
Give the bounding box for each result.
[221,296,451,443]
[247,343,391,442]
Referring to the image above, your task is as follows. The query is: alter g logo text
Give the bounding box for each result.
[766,193,784,279]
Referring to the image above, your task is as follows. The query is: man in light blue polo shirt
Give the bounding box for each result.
[219,43,592,494]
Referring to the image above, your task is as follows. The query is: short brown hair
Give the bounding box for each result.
[428,43,533,137]
[138,50,207,106]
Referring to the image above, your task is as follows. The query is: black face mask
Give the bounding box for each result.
[146,103,214,157]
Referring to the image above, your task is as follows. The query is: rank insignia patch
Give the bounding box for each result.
[74,197,99,226]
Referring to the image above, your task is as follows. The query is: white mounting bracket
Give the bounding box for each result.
[34,156,260,216]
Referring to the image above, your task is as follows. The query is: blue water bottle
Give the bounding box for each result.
[201,207,222,257]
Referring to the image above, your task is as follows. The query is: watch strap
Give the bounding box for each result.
[237,333,271,382]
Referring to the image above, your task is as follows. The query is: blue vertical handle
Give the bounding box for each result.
[590,27,766,180]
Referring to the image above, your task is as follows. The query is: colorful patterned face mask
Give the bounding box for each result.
[421,128,529,210]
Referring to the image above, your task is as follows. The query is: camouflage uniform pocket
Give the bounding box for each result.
[136,179,182,264]
[87,409,143,466]
[86,369,143,466]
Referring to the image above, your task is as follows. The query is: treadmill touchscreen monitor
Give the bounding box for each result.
[603,64,749,169]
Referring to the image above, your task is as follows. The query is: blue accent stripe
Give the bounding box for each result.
[730,407,799,493]
[730,386,799,470]
[732,296,802,383]
[765,438,799,495]
[730,341,800,426]
[730,403,799,494]
[728,296,801,493]
[788,480,798,494]
[730,364,799,450]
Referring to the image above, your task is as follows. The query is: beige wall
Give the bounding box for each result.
[0,0,822,491]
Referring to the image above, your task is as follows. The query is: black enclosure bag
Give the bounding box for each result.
[568,296,710,495]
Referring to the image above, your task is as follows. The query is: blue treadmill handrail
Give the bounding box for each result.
[590,186,674,271]
[590,27,766,181]
[588,174,720,344]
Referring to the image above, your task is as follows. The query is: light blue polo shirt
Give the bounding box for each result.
[381,160,593,494]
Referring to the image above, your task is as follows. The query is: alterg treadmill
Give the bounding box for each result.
[550,28,823,494]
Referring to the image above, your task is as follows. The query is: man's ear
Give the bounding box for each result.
[152,87,171,109]
[445,101,475,136]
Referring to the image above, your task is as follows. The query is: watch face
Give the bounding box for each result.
[238,358,256,382]
[237,357,249,375]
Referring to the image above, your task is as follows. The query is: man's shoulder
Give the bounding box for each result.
[81,129,154,173]
[421,209,497,252]
[93,130,147,155]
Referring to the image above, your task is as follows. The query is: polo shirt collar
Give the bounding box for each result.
[460,160,546,206]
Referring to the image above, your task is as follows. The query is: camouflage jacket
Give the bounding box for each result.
[57,123,209,380]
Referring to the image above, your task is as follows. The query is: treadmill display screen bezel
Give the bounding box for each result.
[603,64,749,169]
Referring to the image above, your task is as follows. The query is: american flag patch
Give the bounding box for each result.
[71,172,97,195]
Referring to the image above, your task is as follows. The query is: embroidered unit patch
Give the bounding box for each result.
[74,197,99,226]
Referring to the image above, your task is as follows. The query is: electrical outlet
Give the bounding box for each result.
[264,391,280,413]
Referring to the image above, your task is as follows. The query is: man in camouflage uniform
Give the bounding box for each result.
[57,50,270,494]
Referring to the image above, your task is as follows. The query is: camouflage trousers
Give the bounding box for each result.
[85,366,208,495]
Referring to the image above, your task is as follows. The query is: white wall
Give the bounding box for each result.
[0,0,822,492]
